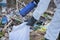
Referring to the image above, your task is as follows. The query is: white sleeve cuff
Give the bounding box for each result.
[33,0,51,20]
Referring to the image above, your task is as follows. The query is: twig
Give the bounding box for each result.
[2,20,12,32]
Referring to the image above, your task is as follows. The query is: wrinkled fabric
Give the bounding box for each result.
[45,9,60,40]
[54,0,60,8]
[33,0,51,20]
[9,22,30,40]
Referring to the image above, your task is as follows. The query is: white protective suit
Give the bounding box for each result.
[33,0,60,40]
[9,22,30,40]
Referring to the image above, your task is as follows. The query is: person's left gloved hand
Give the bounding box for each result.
[26,16,37,26]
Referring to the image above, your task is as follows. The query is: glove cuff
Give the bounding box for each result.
[33,0,40,4]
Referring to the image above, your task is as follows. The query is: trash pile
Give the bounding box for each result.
[0,7,24,40]
[0,8,54,40]
[0,0,56,40]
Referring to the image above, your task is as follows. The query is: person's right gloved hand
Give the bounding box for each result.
[33,0,40,4]
[26,16,37,26]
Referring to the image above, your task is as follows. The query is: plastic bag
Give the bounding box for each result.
[9,22,30,40]
[2,16,8,24]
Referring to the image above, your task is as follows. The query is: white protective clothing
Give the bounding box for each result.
[9,22,30,40]
[33,0,60,40]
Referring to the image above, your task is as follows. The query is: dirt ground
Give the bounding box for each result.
[30,31,45,40]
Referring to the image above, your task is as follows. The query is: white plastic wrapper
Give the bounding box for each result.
[0,0,6,3]
[9,22,30,40]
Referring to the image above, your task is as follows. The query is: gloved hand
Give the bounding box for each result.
[33,0,40,4]
[44,38,49,40]
[26,16,37,26]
